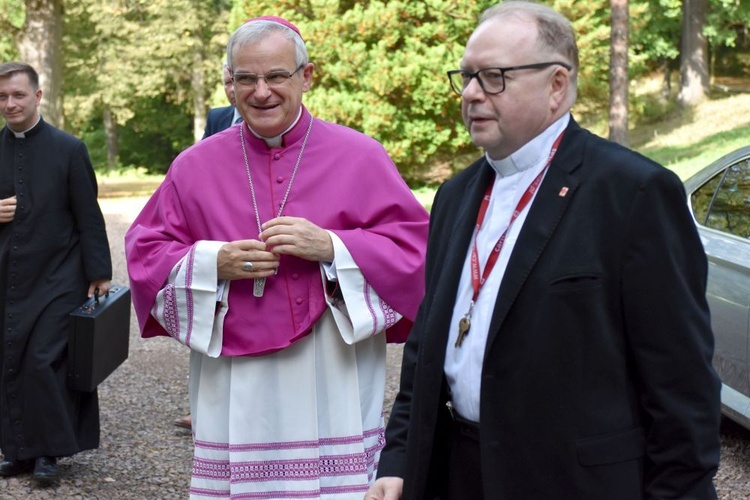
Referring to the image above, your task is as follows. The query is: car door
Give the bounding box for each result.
[691,156,750,423]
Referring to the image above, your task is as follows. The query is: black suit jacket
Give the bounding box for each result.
[379,118,721,499]
[202,105,236,139]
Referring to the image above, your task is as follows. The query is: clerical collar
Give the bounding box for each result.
[248,107,303,147]
[9,115,42,138]
[485,113,570,178]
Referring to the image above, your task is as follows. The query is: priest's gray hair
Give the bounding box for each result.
[226,21,309,71]
[480,1,578,92]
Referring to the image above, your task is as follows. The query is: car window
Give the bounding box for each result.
[694,159,750,238]
[691,172,723,226]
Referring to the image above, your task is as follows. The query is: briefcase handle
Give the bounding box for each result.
[81,287,113,313]
[93,287,109,305]
[94,286,122,304]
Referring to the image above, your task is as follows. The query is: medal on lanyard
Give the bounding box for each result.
[455,132,564,347]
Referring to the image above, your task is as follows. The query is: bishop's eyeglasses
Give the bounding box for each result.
[447,61,572,96]
[232,64,305,89]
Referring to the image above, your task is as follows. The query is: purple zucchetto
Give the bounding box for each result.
[245,15,303,40]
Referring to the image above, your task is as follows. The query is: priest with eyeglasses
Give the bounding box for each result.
[125,15,428,500]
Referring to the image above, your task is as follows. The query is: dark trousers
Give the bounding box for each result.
[447,412,484,500]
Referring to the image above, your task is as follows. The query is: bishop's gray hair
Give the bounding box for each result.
[226,21,308,71]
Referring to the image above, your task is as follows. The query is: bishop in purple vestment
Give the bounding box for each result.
[125,16,428,500]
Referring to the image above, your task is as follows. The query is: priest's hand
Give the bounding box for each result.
[364,477,403,500]
[260,216,334,263]
[88,279,112,298]
[218,239,280,280]
[0,195,17,223]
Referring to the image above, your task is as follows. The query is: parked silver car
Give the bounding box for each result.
[685,146,750,429]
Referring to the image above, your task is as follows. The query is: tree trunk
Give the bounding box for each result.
[102,107,118,171]
[608,0,629,146]
[661,58,671,103]
[192,52,207,144]
[678,0,710,107]
[18,0,64,128]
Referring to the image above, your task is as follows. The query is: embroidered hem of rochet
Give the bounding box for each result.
[186,308,387,499]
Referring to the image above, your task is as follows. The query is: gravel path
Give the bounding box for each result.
[2,196,749,498]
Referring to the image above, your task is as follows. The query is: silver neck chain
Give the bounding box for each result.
[239,117,314,233]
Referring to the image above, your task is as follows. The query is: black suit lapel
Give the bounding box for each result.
[484,123,586,356]
[224,107,236,129]
[447,163,496,268]
[422,161,495,361]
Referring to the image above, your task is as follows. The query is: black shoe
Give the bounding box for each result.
[32,456,59,485]
[0,458,33,477]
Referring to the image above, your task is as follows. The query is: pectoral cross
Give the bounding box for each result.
[253,278,266,297]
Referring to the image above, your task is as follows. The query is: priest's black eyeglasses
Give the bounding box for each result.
[447,61,572,96]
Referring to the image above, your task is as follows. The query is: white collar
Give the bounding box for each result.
[10,115,41,138]
[485,113,570,178]
[248,107,303,147]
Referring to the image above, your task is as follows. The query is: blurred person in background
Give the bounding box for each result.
[202,62,242,139]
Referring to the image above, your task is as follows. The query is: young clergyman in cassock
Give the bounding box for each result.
[0,62,112,486]
[125,16,429,499]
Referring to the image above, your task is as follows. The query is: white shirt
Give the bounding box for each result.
[443,113,570,422]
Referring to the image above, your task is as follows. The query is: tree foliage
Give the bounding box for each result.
[0,0,748,182]
[63,0,232,170]
[232,0,496,183]
[0,0,24,61]
[555,0,612,116]
[631,0,750,84]
[230,0,636,183]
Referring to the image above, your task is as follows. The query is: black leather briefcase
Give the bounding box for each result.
[68,285,131,392]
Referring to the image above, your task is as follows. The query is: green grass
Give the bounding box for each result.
[630,92,750,180]
[97,168,164,198]
[640,125,749,180]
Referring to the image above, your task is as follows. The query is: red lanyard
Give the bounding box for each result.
[469,132,564,302]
